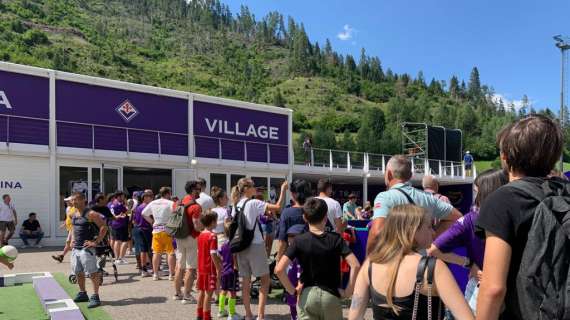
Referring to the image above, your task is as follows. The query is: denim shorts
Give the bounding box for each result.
[71,248,99,276]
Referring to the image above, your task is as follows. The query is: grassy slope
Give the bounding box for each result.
[0,283,48,320]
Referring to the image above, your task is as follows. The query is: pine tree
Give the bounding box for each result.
[273,88,286,107]
[468,67,481,100]
[449,76,460,100]
[359,48,370,80]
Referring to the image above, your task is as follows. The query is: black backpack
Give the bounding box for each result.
[510,178,570,319]
[229,199,263,253]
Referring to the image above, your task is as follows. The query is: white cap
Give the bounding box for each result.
[466,151,470,154]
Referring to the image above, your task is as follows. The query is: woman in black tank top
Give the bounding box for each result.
[348,205,474,320]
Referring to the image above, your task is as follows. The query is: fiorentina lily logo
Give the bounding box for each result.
[116,99,139,122]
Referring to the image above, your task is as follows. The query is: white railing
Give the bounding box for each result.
[295,147,474,179]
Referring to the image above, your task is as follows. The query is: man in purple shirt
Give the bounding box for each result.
[110,191,129,265]
[132,191,153,276]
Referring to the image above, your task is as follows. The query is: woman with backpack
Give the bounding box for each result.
[428,169,508,315]
[349,205,473,320]
[231,177,288,320]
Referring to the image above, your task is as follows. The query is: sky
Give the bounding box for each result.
[224,0,570,111]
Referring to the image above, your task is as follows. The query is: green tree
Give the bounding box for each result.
[339,130,355,151]
[468,67,481,100]
[273,88,286,107]
[313,125,336,149]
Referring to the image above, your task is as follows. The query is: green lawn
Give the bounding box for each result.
[0,283,48,320]
[53,273,113,320]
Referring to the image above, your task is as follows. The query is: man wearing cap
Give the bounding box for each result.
[342,193,358,221]
[464,151,474,177]
[366,155,462,254]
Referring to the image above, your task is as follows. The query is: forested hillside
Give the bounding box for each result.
[0,0,565,160]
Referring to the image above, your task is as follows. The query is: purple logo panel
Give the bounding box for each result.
[0,70,49,119]
[129,130,159,154]
[56,80,187,134]
[246,143,267,163]
[195,136,219,159]
[9,118,49,145]
[57,122,92,148]
[193,101,288,146]
[160,133,188,156]
[221,140,244,161]
[269,145,288,164]
[94,127,127,151]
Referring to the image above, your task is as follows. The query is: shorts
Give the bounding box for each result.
[71,248,99,277]
[261,221,274,236]
[0,221,15,233]
[465,164,473,170]
[221,270,239,291]
[111,226,130,242]
[152,231,174,254]
[197,272,217,292]
[132,227,152,254]
[299,286,342,320]
[175,236,198,269]
[236,243,269,278]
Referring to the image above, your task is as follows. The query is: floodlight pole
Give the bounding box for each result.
[554,35,570,173]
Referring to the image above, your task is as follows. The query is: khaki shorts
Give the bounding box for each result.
[176,236,198,270]
[299,286,343,320]
[236,243,268,278]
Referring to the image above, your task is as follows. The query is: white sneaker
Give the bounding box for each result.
[227,314,243,320]
[116,259,129,265]
[168,274,174,281]
[36,244,43,248]
[141,271,150,277]
[152,274,160,281]
[172,293,183,301]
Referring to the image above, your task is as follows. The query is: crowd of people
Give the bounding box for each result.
[1,114,569,320]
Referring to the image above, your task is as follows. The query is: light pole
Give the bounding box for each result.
[554,35,570,173]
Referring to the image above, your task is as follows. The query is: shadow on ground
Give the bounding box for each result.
[103,296,168,306]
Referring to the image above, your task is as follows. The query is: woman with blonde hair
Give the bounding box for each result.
[349,205,473,320]
[231,177,288,320]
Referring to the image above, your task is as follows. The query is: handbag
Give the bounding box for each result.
[412,256,442,320]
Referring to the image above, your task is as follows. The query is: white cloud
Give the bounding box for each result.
[337,24,355,41]
[491,93,536,111]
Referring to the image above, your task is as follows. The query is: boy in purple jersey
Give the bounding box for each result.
[110,191,129,265]
[217,221,240,320]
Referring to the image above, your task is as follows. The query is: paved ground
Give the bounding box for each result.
[7,247,373,320]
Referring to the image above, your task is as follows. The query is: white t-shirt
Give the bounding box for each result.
[196,192,215,213]
[212,207,229,234]
[233,198,267,244]
[142,198,174,232]
[0,202,15,222]
[316,196,342,230]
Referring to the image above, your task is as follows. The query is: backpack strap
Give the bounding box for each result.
[395,188,416,205]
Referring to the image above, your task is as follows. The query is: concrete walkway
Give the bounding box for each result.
[7,247,373,319]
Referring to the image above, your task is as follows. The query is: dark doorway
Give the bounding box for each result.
[123,167,172,196]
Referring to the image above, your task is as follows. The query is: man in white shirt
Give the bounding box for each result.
[0,194,17,246]
[142,187,176,281]
[315,179,343,232]
[196,178,215,213]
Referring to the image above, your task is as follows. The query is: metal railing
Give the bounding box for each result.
[294,147,474,179]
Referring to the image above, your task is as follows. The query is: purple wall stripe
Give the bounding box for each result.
[246,142,267,163]
[94,126,127,151]
[269,145,288,164]
[221,140,245,161]
[195,136,219,159]
[57,122,92,148]
[0,71,49,119]
[9,117,49,145]
[129,130,159,154]
[160,133,188,156]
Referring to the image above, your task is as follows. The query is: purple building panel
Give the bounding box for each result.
[269,145,289,164]
[160,133,188,156]
[193,100,289,163]
[0,70,49,119]
[0,70,50,145]
[129,130,159,154]
[94,126,127,151]
[195,136,219,158]
[246,142,267,163]
[57,122,92,148]
[221,140,245,161]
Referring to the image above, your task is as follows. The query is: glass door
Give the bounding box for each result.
[101,165,122,195]
[58,166,88,237]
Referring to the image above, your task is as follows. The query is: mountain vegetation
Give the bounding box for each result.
[0,0,566,161]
